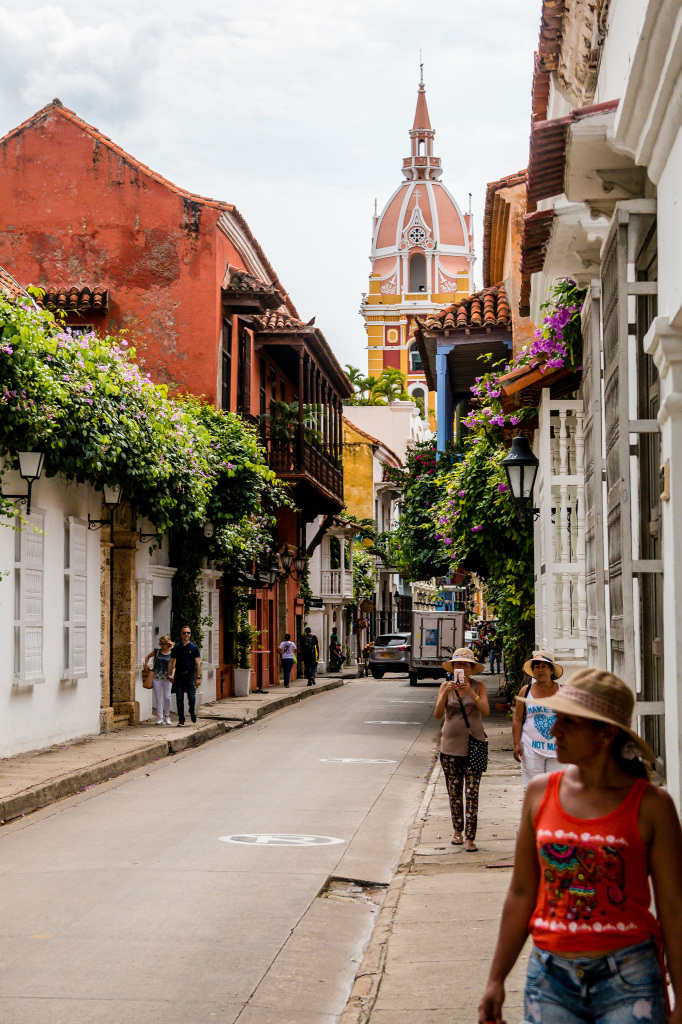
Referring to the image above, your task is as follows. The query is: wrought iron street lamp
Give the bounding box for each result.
[501,435,539,522]
[267,556,280,587]
[280,549,294,573]
[2,450,45,515]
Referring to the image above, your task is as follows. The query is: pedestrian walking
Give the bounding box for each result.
[434,647,490,852]
[278,633,296,687]
[144,635,174,725]
[488,630,502,674]
[479,667,682,1024]
[300,626,319,685]
[512,650,563,790]
[168,626,201,726]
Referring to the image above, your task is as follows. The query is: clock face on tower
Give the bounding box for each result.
[408,226,426,246]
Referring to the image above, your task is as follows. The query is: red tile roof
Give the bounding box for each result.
[500,360,582,413]
[418,284,511,333]
[527,99,619,204]
[222,267,282,310]
[520,208,555,276]
[34,285,108,313]
[0,267,26,301]
[482,171,526,289]
[255,308,311,333]
[0,100,299,319]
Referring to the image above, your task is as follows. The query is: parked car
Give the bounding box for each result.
[368,633,411,678]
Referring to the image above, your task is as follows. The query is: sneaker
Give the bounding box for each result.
[190,713,197,724]
[165,716,172,725]
[177,720,185,727]
[155,719,164,725]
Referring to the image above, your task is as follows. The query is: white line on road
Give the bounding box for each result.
[318,758,398,763]
[219,833,345,846]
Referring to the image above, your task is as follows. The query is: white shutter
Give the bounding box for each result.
[136,580,154,673]
[65,518,88,677]
[14,511,45,682]
[210,591,219,667]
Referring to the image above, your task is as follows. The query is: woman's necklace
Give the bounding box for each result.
[534,679,555,691]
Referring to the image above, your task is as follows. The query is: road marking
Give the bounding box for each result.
[218,833,345,847]
[319,758,398,764]
[365,720,422,725]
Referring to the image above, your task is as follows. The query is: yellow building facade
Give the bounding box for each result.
[360,73,475,428]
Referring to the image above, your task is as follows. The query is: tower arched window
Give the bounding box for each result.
[409,344,424,372]
[409,253,426,293]
[410,385,426,419]
[418,139,425,156]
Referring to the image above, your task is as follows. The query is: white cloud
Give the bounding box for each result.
[0,0,539,366]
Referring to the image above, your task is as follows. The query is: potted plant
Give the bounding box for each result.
[234,612,263,697]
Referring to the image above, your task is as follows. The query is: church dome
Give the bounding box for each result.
[370,78,473,296]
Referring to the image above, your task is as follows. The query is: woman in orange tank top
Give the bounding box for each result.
[478,668,682,1024]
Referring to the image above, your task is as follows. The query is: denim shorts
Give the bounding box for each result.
[523,939,667,1023]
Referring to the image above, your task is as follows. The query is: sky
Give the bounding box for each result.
[0,0,541,370]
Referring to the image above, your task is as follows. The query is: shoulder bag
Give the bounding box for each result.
[456,690,489,773]
[143,649,157,689]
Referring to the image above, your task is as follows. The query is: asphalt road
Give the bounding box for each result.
[0,675,441,1024]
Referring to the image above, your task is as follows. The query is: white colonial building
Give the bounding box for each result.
[516,0,682,804]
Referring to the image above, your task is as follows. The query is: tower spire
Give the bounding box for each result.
[403,73,440,181]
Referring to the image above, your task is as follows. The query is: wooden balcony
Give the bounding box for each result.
[266,437,343,513]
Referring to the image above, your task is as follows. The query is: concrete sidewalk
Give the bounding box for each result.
[342,708,529,1024]
[0,671,352,825]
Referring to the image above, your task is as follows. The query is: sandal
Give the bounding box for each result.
[465,842,478,852]
[451,834,464,845]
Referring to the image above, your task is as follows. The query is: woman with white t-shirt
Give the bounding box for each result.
[512,650,563,790]
[278,634,296,688]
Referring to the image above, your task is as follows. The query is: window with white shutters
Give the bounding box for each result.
[200,583,219,670]
[63,517,88,678]
[14,511,45,683]
[136,580,154,676]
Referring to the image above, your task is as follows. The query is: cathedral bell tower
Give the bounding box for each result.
[360,73,474,427]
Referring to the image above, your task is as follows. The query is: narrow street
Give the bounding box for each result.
[0,678,440,1024]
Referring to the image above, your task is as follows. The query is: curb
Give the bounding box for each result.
[197,676,346,724]
[0,678,347,826]
[338,757,441,1024]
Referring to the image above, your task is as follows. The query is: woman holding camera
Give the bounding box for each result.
[434,647,490,852]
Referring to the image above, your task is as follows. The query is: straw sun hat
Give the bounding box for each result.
[441,647,486,675]
[517,667,654,762]
[522,649,564,679]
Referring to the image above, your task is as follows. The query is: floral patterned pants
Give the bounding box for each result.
[439,752,482,840]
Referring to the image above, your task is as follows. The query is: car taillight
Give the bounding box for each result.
[396,645,407,650]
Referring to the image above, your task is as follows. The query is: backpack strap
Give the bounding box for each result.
[521,682,533,726]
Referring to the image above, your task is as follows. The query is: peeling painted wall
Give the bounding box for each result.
[0,108,239,404]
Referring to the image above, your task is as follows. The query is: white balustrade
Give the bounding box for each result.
[320,568,354,600]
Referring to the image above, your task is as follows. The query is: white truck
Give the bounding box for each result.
[409,610,465,686]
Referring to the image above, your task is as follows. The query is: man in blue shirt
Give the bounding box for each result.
[168,627,201,726]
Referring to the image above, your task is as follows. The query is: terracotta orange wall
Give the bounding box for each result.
[0,108,249,405]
